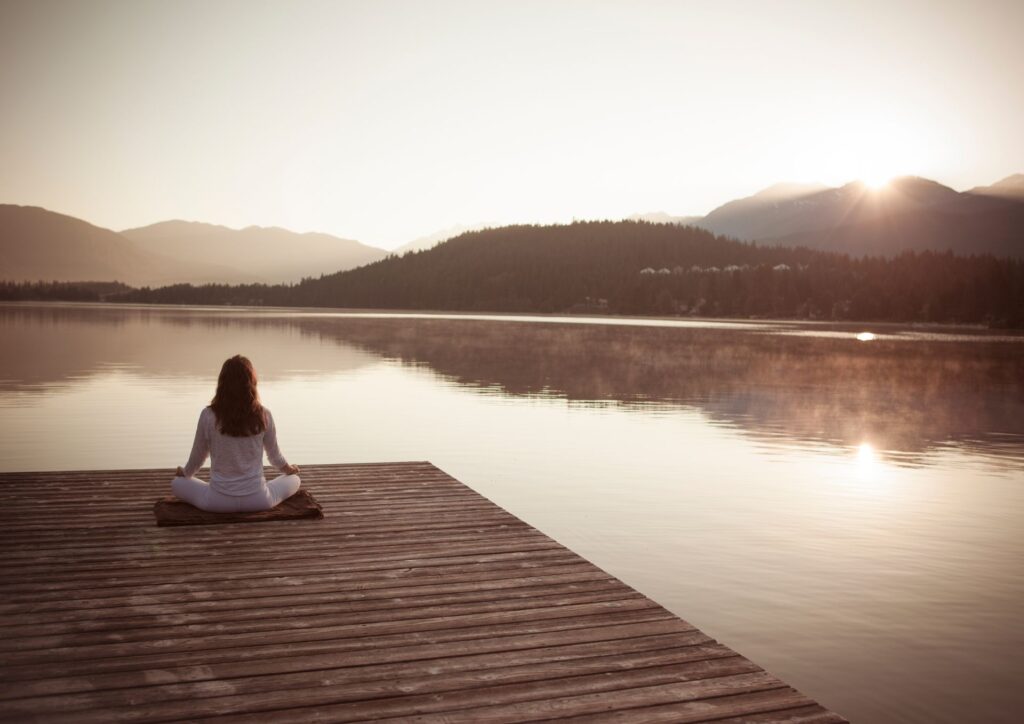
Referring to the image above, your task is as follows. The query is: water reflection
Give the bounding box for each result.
[289,316,1024,468]
[2,303,1022,468]
[2,303,1022,724]
[0,303,376,390]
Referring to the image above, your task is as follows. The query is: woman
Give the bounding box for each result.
[171,355,301,512]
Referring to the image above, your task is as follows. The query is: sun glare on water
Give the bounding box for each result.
[854,441,881,483]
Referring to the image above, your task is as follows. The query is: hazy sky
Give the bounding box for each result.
[2,0,1022,248]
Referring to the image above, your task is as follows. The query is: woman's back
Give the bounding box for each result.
[173,354,300,513]
[182,405,289,496]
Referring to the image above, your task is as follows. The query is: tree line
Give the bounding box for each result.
[0,280,132,302]
[5,221,1023,326]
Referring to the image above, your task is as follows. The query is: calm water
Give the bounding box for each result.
[2,302,1023,722]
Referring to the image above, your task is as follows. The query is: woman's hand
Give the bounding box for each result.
[283,464,300,475]
[175,466,186,477]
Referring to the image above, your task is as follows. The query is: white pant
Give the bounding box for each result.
[171,474,301,513]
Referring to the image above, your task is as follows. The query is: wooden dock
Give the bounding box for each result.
[0,462,845,722]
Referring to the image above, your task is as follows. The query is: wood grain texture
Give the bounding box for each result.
[0,462,846,723]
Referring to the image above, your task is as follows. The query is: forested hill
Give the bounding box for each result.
[292,221,820,312]
[103,220,1024,326]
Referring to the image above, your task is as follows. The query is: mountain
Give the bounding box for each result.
[0,205,246,286]
[1,206,388,286]
[393,223,492,255]
[967,174,1024,201]
[122,221,387,283]
[763,201,1024,258]
[697,177,969,239]
[694,182,830,240]
[690,176,1024,257]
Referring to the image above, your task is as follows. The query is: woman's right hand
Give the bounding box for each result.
[283,464,300,475]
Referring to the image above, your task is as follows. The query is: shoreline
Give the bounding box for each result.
[2,299,1021,338]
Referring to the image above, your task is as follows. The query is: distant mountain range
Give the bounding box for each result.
[2,173,1022,286]
[121,220,386,283]
[0,206,243,286]
[0,206,388,285]
[968,174,1024,199]
[637,174,1024,258]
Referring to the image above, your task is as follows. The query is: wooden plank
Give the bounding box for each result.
[0,506,516,531]
[0,584,633,645]
[0,576,624,639]
[0,642,738,720]
[44,637,715,701]
[0,462,845,722]
[200,672,792,723]
[0,549,583,595]
[0,551,586,601]
[0,524,533,561]
[0,615,687,694]
[0,488,463,512]
[0,543,570,587]
[0,596,660,667]
[709,706,848,724]
[519,689,821,724]
[0,539,564,581]
[0,527,550,570]
[0,516,524,550]
[0,565,608,614]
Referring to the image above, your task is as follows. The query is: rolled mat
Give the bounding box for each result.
[153,489,324,526]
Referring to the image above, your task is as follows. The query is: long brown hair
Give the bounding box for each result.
[209,355,267,437]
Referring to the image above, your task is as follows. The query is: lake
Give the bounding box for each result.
[1,302,1022,722]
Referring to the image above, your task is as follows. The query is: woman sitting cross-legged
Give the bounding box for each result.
[171,354,300,513]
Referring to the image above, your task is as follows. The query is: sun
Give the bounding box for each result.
[861,174,892,190]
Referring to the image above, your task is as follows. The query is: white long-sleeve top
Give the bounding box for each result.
[181,406,291,496]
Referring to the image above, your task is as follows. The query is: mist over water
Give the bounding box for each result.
[1,302,1022,723]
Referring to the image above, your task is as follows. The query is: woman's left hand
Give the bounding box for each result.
[176,466,185,477]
